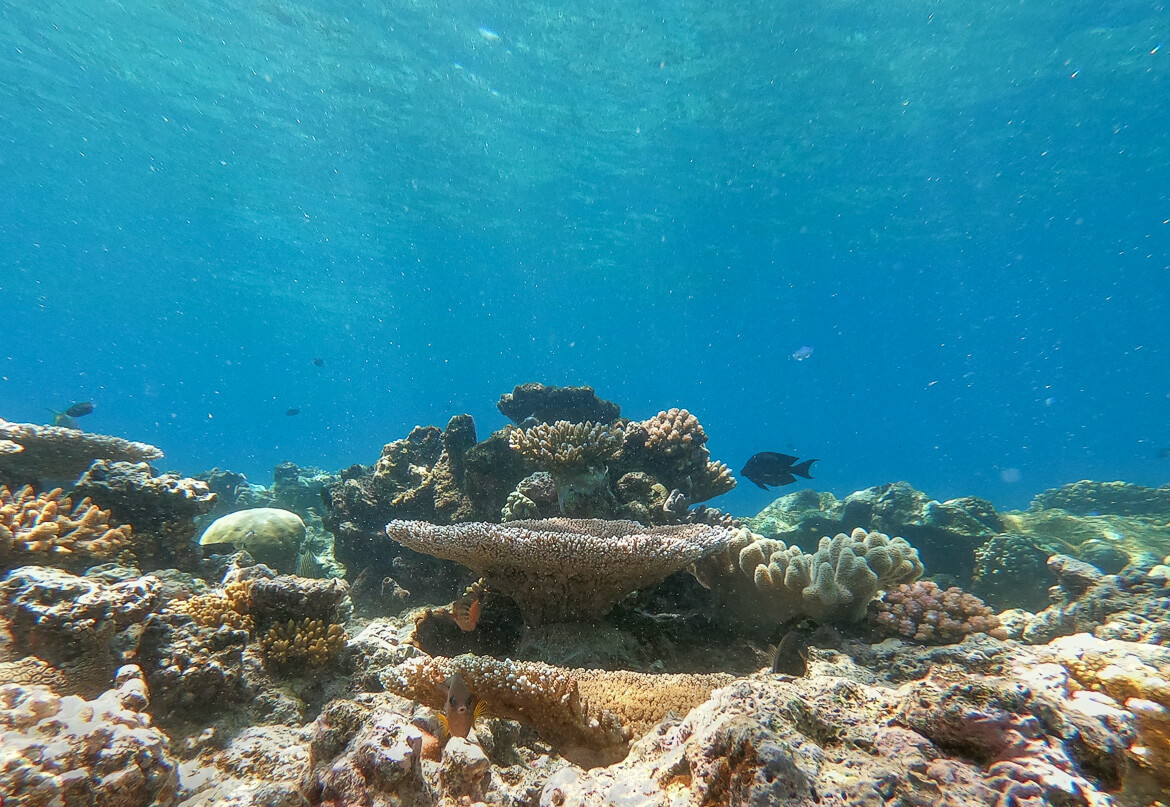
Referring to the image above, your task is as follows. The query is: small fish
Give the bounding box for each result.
[792,345,814,361]
[437,672,487,739]
[286,408,300,416]
[312,358,325,367]
[452,580,486,632]
[1157,447,1170,460]
[741,452,817,490]
[64,401,95,417]
[771,629,809,677]
[48,411,78,429]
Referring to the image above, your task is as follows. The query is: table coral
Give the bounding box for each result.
[1,484,133,573]
[740,527,924,624]
[385,517,735,625]
[0,665,179,806]
[0,418,163,485]
[381,653,731,768]
[869,580,1008,644]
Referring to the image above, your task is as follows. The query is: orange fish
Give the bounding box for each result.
[436,672,487,739]
[452,580,485,632]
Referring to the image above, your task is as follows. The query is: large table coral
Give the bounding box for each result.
[385,517,735,625]
[0,418,163,485]
[381,653,732,768]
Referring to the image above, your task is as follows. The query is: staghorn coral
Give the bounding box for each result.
[507,420,623,470]
[0,666,179,806]
[0,484,133,572]
[869,581,1007,644]
[258,617,347,666]
[385,517,734,625]
[0,418,163,485]
[381,653,731,768]
[740,527,924,624]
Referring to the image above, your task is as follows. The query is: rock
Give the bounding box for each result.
[439,736,491,800]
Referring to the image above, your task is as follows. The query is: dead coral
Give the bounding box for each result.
[507,420,623,470]
[381,653,731,768]
[0,484,133,572]
[0,418,163,485]
[385,517,734,625]
[258,617,347,666]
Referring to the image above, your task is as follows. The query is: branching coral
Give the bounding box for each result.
[258,617,347,666]
[0,484,133,572]
[385,517,734,625]
[507,421,623,470]
[631,409,737,504]
[739,527,924,624]
[170,579,255,633]
[381,653,731,768]
[869,581,1007,644]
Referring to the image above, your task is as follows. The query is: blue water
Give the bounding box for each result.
[2,0,1167,516]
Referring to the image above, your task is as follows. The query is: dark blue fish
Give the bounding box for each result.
[312,358,325,367]
[286,408,301,416]
[741,452,817,490]
[64,401,95,417]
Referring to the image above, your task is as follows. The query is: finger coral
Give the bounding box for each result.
[508,420,624,470]
[170,579,255,632]
[0,484,133,572]
[385,517,735,625]
[381,653,731,768]
[258,617,347,666]
[869,581,1008,644]
[739,527,924,624]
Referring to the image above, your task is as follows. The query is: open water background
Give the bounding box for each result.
[2,0,1167,514]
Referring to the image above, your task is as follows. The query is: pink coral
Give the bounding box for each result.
[870,581,1007,644]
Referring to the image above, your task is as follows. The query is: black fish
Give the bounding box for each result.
[312,358,325,367]
[64,401,95,418]
[1158,447,1170,460]
[286,408,300,416]
[741,452,817,490]
[771,629,809,677]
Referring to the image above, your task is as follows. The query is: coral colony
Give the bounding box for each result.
[1,386,1169,805]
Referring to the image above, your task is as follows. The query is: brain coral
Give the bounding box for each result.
[0,484,132,573]
[739,527,924,624]
[385,518,734,625]
[381,653,732,768]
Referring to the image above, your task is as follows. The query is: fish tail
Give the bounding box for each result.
[791,459,817,479]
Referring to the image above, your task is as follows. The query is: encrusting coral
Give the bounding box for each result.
[869,580,1008,644]
[0,484,133,572]
[385,517,735,625]
[381,653,732,768]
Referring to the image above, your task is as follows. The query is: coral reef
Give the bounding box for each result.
[971,532,1052,611]
[1030,479,1170,517]
[0,666,179,806]
[198,507,306,573]
[508,420,624,471]
[497,382,622,425]
[385,517,734,625]
[381,653,732,768]
[72,460,215,570]
[0,566,161,695]
[734,527,924,625]
[258,617,347,666]
[1,484,133,573]
[0,418,164,486]
[869,581,1007,644]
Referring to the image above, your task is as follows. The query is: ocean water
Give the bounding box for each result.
[1,0,1166,516]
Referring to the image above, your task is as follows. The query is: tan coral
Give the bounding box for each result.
[0,656,69,691]
[258,617,347,666]
[385,518,735,625]
[508,421,623,470]
[740,527,924,624]
[0,418,163,483]
[641,408,707,458]
[171,579,255,633]
[381,653,731,768]
[0,484,132,572]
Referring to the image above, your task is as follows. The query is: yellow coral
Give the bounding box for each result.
[171,580,254,632]
[508,421,623,470]
[0,485,132,571]
[258,617,346,666]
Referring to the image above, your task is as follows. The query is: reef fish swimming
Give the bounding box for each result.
[741,452,817,490]
[48,401,95,428]
[437,671,487,739]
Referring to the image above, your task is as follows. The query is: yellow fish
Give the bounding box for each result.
[436,671,488,739]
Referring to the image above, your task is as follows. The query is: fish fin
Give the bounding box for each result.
[473,700,489,724]
[750,478,771,490]
[435,713,449,737]
[791,459,817,479]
